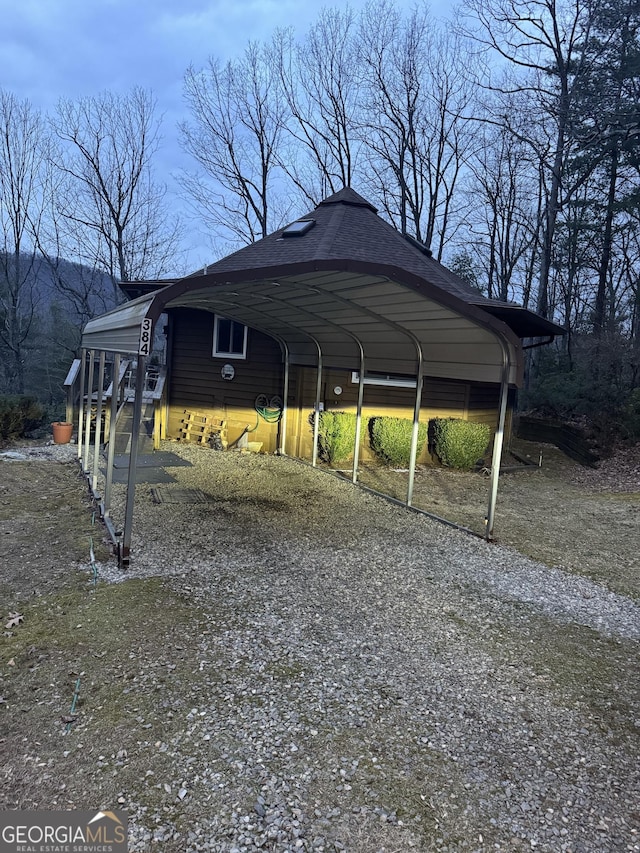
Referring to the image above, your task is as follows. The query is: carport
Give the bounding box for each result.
[79,189,561,566]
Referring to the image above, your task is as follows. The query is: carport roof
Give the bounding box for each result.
[82,188,564,386]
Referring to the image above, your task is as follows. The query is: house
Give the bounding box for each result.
[80,188,563,564]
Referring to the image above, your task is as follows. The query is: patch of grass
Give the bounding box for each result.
[446,604,640,745]
[1,576,208,709]
[306,728,482,849]
[515,619,640,736]
[0,460,111,604]
[265,659,306,681]
[0,574,233,810]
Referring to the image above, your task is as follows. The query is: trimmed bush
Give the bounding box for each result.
[315,410,358,464]
[0,396,47,441]
[369,416,427,467]
[430,417,491,470]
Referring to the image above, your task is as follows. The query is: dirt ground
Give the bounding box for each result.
[356,437,640,601]
[0,440,638,851]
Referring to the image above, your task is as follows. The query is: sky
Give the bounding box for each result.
[1,0,455,269]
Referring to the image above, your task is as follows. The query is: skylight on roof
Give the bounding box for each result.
[282,219,315,237]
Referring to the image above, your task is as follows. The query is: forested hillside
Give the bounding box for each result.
[0,252,117,402]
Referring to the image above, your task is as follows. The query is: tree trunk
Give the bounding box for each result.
[593,143,620,337]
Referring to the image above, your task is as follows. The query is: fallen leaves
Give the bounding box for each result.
[5,612,23,630]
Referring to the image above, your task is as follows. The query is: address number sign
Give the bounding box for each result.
[139,318,153,356]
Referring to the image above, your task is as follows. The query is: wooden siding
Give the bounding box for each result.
[467,384,515,443]
[167,308,283,452]
[289,366,475,463]
[166,307,512,462]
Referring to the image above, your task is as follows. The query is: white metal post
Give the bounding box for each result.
[91,351,106,493]
[352,344,365,484]
[82,350,95,473]
[486,345,511,539]
[311,345,323,468]
[121,355,147,567]
[407,349,425,507]
[77,349,87,462]
[104,353,120,515]
[279,342,290,455]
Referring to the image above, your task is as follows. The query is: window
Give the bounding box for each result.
[351,371,417,389]
[213,316,247,359]
[282,219,315,237]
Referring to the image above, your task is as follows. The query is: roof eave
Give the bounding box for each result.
[470,302,566,338]
[146,259,525,386]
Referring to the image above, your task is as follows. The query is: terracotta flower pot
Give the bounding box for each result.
[52,421,73,444]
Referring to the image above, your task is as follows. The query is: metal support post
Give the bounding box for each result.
[352,345,366,484]
[104,354,120,515]
[121,355,146,567]
[82,350,95,473]
[311,346,323,468]
[91,351,106,494]
[486,346,511,539]
[407,350,425,507]
[279,343,290,455]
[77,349,87,462]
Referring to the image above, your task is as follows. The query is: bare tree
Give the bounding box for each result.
[357,0,429,237]
[52,87,182,296]
[357,2,475,257]
[0,91,51,393]
[181,42,287,246]
[274,8,360,206]
[463,111,541,304]
[459,0,597,318]
[420,27,479,258]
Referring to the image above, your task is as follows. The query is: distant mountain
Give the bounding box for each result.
[0,252,121,399]
[0,252,120,321]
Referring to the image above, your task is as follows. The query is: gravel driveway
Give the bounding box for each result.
[3,442,640,851]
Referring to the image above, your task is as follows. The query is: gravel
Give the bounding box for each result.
[7,440,640,851]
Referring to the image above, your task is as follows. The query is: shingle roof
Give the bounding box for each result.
[192,188,476,300]
[184,187,562,338]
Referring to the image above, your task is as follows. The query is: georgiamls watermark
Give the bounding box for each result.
[0,810,127,853]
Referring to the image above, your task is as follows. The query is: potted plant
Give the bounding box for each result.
[51,421,74,444]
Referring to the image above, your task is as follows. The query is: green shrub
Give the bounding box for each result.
[0,396,47,441]
[430,418,491,470]
[369,416,427,467]
[315,410,358,464]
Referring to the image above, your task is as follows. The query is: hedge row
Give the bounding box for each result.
[314,412,491,470]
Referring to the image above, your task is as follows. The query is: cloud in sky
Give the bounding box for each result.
[1,0,452,266]
[2,0,377,110]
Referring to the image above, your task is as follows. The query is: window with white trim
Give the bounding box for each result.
[213,316,247,359]
[351,371,417,388]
